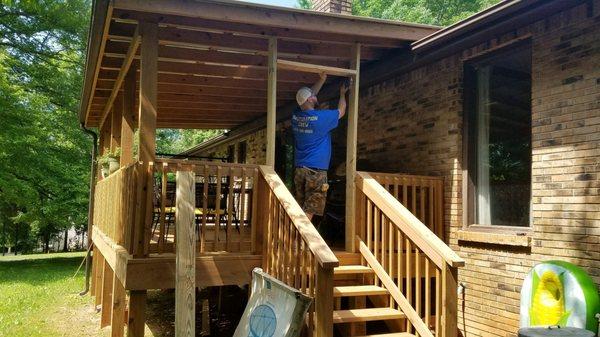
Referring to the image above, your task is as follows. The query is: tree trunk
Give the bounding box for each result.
[63,228,69,252]
[14,223,19,255]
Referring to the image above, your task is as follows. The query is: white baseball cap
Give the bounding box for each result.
[296,87,313,106]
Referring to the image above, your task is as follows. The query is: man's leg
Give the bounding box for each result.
[303,170,328,221]
[294,168,309,218]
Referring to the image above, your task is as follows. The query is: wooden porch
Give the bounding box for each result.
[79,1,464,337]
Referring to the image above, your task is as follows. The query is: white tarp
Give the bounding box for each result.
[233,268,312,337]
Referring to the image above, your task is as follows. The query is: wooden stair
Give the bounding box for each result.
[332,261,411,336]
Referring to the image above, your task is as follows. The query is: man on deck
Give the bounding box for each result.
[292,73,349,220]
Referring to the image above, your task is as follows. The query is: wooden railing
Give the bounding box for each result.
[356,171,464,337]
[367,172,444,239]
[93,162,139,250]
[257,165,339,337]
[152,159,260,255]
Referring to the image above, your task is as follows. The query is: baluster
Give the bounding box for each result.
[239,169,247,252]
[226,167,235,251]
[251,168,259,253]
[366,199,372,252]
[425,258,431,331]
[201,165,209,253]
[406,238,412,333]
[308,253,315,335]
[412,184,417,217]
[416,248,421,322]
[373,206,380,287]
[215,166,222,250]
[388,217,393,309]
[435,268,440,337]
[428,180,434,233]
[294,228,301,289]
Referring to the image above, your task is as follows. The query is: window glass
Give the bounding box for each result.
[466,44,532,227]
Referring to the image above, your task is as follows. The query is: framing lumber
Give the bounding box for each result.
[110,272,126,337]
[120,65,136,167]
[99,26,140,128]
[105,41,351,68]
[266,37,277,167]
[111,0,438,41]
[111,10,413,48]
[101,261,114,328]
[137,21,157,164]
[175,171,196,337]
[110,95,123,152]
[108,24,382,61]
[81,0,113,125]
[345,44,360,252]
[277,59,356,77]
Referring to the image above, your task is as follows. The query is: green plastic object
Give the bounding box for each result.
[520,261,600,334]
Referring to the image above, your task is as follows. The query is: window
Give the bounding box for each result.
[464,42,532,228]
[237,141,247,164]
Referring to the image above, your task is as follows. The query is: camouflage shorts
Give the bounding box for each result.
[294,167,329,216]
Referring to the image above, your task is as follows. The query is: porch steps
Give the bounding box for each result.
[333,285,389,297]
[332,308,406,323]
[334,265,374,275]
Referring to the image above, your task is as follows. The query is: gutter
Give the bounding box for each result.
[79,124,98,296]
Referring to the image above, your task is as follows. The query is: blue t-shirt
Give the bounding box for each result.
[292,108,339,170]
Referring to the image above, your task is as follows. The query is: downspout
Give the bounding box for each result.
[80,123,98,296]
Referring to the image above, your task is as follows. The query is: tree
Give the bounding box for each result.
[156,129,224,154]
[297,0,500,26]
[297,0,312,9]
[0,0,92,252]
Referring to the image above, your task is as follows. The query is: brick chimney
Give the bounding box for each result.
[312,0,352,15]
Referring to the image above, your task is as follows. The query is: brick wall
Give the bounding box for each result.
[200,129,267,165]
[355,2,600,336]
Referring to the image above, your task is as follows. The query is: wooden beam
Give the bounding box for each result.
[109,22,383,61]
[277,59,356,77]
[104,41,350,70]
[94,92,286,105]
[120,65,136,167]
[81,0,113,125]
[99,26,140,129]
[315,265,334,337]
[111,0,439,41]
[100,57,319,83]
[345,44,360,252]
[266,37,277,167]
[138,22,158,163]
[110,95,123,152]
[175,170,196,337]
[111,10,412,48]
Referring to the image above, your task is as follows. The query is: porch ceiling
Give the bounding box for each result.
[80,0,440,129]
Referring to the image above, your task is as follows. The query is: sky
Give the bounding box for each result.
[241,0,298,8]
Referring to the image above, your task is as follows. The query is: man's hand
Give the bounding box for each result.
[340,82,349,95]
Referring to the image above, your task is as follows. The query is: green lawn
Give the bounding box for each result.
[0,252,102,337]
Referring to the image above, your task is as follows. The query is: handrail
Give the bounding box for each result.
[356,171,464,268]
[155,157,260,169]
[259,165,339,269]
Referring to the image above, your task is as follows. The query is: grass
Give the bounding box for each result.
[0,252,102,337]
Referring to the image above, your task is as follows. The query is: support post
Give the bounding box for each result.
[315,264,334,337]
[110,95,123,153]
[101,261,114,328]
[265,37,277,167]
[111,272,126,337]
[175,170,196,337]
[345,44,361,252]
[120,65,137,167]
[128,20,157,337]
[442,265,458,337]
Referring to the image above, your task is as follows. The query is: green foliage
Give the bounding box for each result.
[297,0,312,9]
[156,129,224,154]
[0,0,92,252]
[298,0,500,26]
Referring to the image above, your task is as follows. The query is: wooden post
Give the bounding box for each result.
[111,273,126,337]
[128,20,157,337]
[110,95,123,153]
[345,44,361,252]
[120,65,137,167]
[101,261,114,328]
[98,119,111,180]
[265,37,277,167]
[442,265,458,337]
[175,170,196,337]
[315,264,334,337]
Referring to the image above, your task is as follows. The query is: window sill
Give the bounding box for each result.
[457,227,532,247]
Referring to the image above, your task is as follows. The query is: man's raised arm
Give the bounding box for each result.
[311,73,327,95]
[338,82,349,119]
